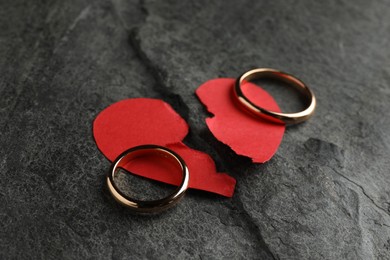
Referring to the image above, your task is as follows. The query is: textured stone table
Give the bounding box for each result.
[1,0,389,259]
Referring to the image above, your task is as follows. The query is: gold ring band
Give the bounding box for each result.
[233,68,316,124]
[106,145,190,213]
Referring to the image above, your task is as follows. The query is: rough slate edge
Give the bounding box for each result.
[0,0,389,259]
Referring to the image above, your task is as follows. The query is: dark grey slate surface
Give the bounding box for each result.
[1,0,389,259]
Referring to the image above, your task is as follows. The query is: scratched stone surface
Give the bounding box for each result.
[1,0,390,259]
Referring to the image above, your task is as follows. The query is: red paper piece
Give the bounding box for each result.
[93,98,236,197]
[196,78,285,163]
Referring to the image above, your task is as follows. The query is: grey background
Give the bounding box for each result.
[1,0,390,259]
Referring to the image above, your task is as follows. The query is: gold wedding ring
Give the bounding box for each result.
[233,68,316,124]
[107,145,190,213]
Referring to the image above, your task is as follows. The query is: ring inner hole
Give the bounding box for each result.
[114,149,182,201]
[243,77,309,113]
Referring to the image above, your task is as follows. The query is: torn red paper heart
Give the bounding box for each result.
[93,98,236,197]
[196,78,285,163]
